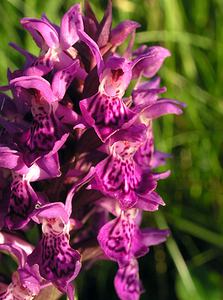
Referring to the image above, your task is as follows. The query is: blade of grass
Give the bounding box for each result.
[155,211,202,299]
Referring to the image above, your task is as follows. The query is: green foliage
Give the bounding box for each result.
[0,0,222,299]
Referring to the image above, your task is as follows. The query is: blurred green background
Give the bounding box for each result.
[0,0,223,299]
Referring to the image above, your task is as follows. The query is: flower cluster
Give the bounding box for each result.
[0,2,184,300]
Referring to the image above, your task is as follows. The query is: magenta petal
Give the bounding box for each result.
[24,57,54,77]
[80,92,134,142]
[96,0,112,47]
[136,191,165,211]
[5,176,39,230]
[10,76,58,103]
[34,153,61,180]
[52,60,80,99]
[132,87,166,107]
[110,124,147,146]
[153,170,171,180]
[55,103,82,127]
[0,146,28,174]
[78,30,104,74]
[60,3,84,50]
[18,265,41,296]
[151,151,171,168]
[96,197,121,217]
[0,232,34,256]
[131,226,169,259]
[93,155,139,209]
[101,56,132,93]
[134,130,154,169]
[21,17,59,49]
[137,76,161,89]
[0,116,23,135]
[97,213,135,266]
[132,46,171,78]
[110,20,140,47]
[114,259,143,300]
[31,202,69,224]
[46,132,69,157]
[19,101,68,166]
[140,228,170,247]
[142,99,184,119]
[23,153,61,182]
[27,233,81,293]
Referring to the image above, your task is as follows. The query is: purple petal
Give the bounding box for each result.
[142,99,184,119]
[140,228,170,246]
[20,102,68,166]
[136,76,161,89]
[114,259,143,300]
[131,226,170,259]
[60,4,84,50]
[21,17,59,49]
[0,232,34,256]
[80,92,134,142]
[93,155,140,209]
[110,124,147,146]
[27,232,81,294]
[78,30,104,74]
[110,20,140,47]
[0,146,28,174]
[10,76,58,103]
[97,212,135,266]
[55,102,83,127]
[153,170,171,180]
[0,93,17,117]
[83,1,99,39]
[52,59,80,99]
[24,53,54,77]
[5,176,39,230]
[134,125,154,169]
[96,0,112,47]
[136,191,165,211]
[31,202,69,224]
[18,265,41,296]
[0,116,24,135]
[132,87,166,107]
[132,46,171,78]
[32,153,61,181]
[151,151,171,169]
[96,197,121,217]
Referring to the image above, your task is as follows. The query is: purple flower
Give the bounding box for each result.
[27,202,81,299]
[114,259,143,300]
[97,209,169,266]
[10,76,70,166]
[0,241,43,300]
[80,55,135,142]
[20,4,84,75]
[89,125,162,210]
[27,171,94,299]
[0,145,60,229]
[0,2,185,300]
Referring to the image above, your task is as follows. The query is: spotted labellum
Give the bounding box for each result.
[0,2,184,300]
